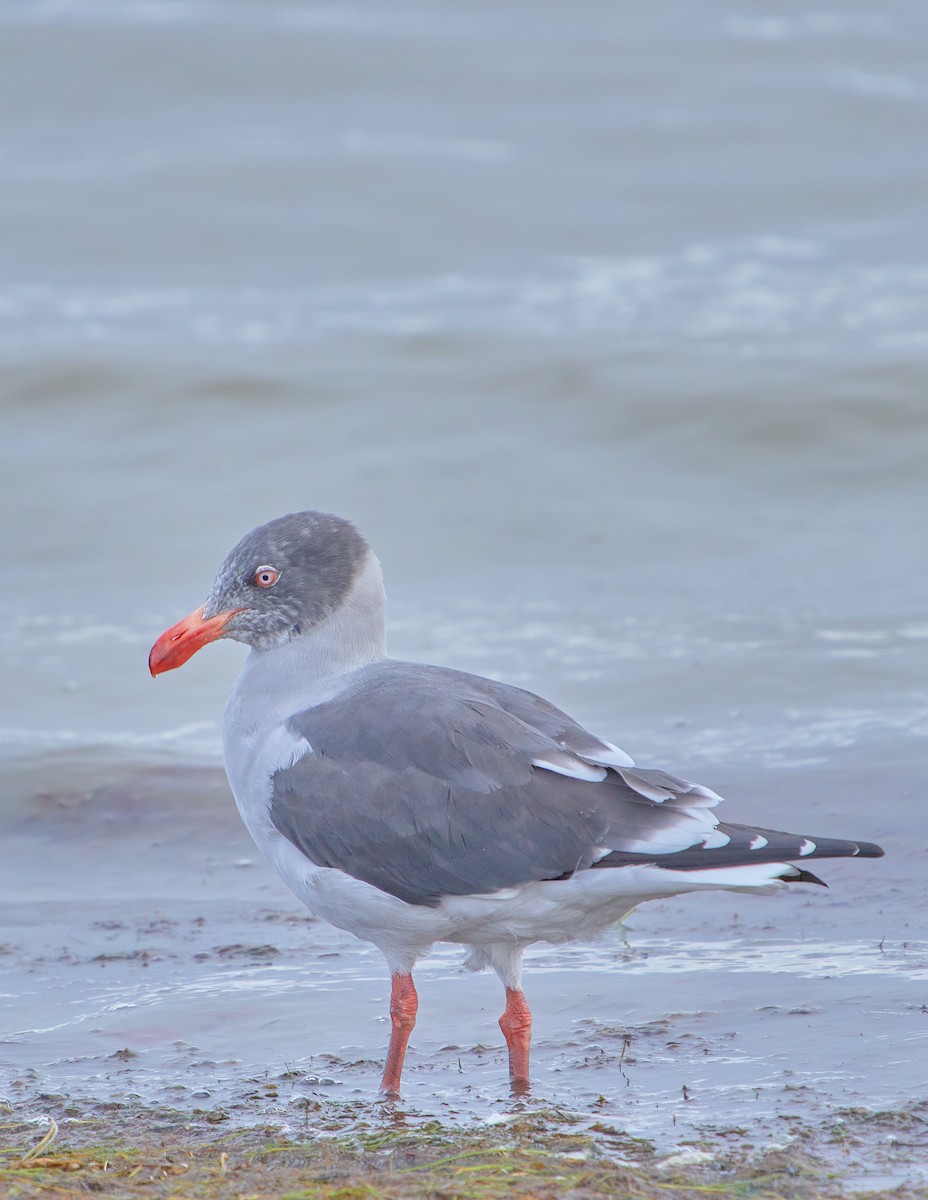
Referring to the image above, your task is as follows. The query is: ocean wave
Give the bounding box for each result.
[0,722,221,754]
[2,237,927,354]
[0,0,382,33]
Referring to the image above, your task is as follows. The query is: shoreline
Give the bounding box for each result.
[2,1095,926,1198]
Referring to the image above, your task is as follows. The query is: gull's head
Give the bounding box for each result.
[149,510,371,675]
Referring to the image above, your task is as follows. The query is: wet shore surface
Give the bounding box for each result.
[2,745,926,1195]
[2,1097,927,1199]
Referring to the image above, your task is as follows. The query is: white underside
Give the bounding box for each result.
[250,821,791,986]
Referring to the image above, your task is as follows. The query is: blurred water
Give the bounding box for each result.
[1,0,926,1153]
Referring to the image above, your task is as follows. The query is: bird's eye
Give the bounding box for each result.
[254,565,280,588]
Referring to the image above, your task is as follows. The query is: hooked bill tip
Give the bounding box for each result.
[148,605,243,676]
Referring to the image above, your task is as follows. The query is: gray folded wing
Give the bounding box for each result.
[269,661,725,907]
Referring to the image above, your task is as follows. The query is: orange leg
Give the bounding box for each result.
[499,987,532,1094]
[380,972,418,1097]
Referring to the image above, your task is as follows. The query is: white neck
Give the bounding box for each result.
[224,551,388,737]
[289,549,388,681]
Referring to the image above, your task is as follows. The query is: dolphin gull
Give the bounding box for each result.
[149,510,884,1096]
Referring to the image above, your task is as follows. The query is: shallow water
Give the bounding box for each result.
[1,0,927,1186]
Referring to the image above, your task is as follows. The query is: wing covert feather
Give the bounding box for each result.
[269,662,720,906]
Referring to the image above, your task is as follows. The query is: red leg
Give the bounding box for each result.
[380,972,418,1097]
[499,987,532,1094]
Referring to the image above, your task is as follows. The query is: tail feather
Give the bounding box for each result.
[783,866,829,887]
[591,822,884,877]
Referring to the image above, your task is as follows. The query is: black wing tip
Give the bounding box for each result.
[782,837,884,886]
